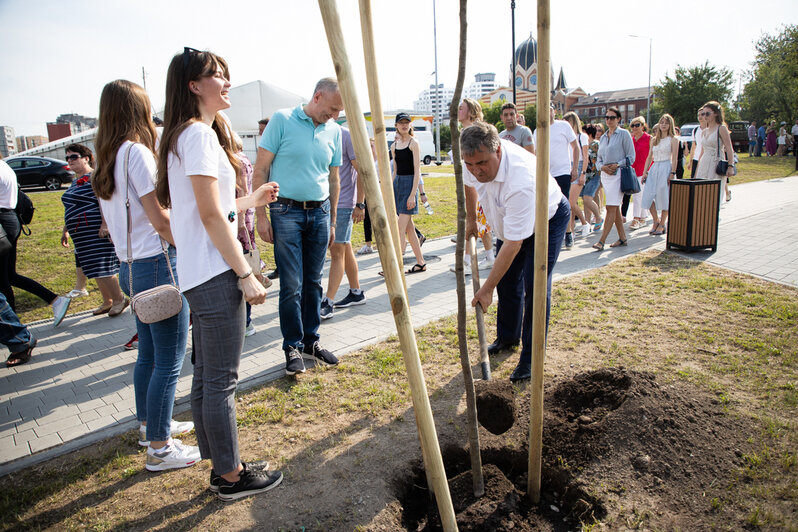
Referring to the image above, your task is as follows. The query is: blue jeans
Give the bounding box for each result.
[270,199,330,351]
[0,290,33,354]
[119,247,190,442]
[495,198,570,365]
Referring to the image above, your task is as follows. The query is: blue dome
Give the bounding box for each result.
[515,33,537,69]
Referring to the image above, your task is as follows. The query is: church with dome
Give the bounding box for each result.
[479,33,587,118]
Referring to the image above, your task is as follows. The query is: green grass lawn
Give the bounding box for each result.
[12,156,796,323]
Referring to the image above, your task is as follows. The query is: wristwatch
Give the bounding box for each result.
[355,202,366,210]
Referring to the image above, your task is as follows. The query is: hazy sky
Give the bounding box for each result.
[1,0,795,137]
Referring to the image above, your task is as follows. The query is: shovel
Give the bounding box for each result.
[468,236,491,380]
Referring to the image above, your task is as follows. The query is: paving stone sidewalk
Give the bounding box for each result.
[1,175,795,476]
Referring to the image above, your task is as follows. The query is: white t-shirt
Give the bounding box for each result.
[692,126,704,160]
[462,140,564,242]
[792,124,798,137]
[168,122,238,292]
[0,160,18,210]
[532,120,577,176]
[576,132,588,162]
[99,141,162,262]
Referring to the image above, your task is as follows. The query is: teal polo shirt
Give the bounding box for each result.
[259,105,342,202]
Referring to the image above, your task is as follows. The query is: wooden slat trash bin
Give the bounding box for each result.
[666,178,721,252]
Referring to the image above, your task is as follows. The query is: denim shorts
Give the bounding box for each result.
[580,172,601,197]
[334,208,354,244]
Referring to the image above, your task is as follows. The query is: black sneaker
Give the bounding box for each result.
[302,341,339,366]
[210,461,270,493]
[285,347,306,375]
[333,290,366,308]
[320,298,334,320]
[217,468,283,501]
[564,232,574,249]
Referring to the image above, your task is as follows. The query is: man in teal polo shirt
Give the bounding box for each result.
[253,77,342,376]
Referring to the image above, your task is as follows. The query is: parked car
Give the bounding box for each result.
[4,156,74,190]
[728,121,751,152]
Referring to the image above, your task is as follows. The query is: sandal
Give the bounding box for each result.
[592,218,604,231]
[6,338,36,368]
[610,239,628,248]
[92,303,112,315]
[405,263,427,274]
[592,241,605,251]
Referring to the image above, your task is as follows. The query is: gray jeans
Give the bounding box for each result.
[185,269,245,476]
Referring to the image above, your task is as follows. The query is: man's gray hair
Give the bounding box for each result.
[313,77,339,97]
[460,122,500,156]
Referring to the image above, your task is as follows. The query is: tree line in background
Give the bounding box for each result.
[434,25,795,154]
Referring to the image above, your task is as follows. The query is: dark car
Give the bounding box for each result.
[5,156,74,190]
[728,121,751,153]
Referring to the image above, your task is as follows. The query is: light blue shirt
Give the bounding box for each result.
[596,127,635,169]
[259,105,342,202]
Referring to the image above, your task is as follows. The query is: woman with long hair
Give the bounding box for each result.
[626,116,651,229]
[61,143,127,316]
[391,112,426,274]
[94,79,197,471]
[157,48,282,500]
[563,112,592,238]
[641,114,679,235]
[579,124,603,229]
[592,107,635,251]
[765,120,777,156]
[694,101,735,205]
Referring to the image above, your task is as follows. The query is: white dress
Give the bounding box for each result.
[642,137,674,210]
[694,127,727,204]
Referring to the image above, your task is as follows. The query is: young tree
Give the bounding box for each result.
[740,25,798,123]
[652,61,734,125]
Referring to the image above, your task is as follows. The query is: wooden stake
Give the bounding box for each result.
[357,0,404,277]
[528,0,551,504]
[317,2,457,529]
[468,236,490,380]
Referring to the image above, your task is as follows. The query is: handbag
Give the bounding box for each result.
[0,224,11,256]
[620,156,641,194]
[123,144,184,324]
[715,128,734,176]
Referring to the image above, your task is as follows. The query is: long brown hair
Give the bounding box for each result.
[702,101,726,126]
[93,80,158,200]
[652,114,676,146]
[156,49,240,208]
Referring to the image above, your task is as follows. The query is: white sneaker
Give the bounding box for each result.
[580,224,592,237]
[356,244,374,255]
[139,419,195,447]
[52,296,71,327]
[478,257,494,270]
[245,323,256,337]
[145,438,201,471]
[66,288,89,298]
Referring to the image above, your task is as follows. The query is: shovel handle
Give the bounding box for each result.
[469,236,491,380]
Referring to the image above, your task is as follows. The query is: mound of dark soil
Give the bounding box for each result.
[474,379,515,435]
[394,368,757,530]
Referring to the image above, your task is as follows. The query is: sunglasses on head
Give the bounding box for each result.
[182,46,201,70]
[604,115,619,120]
[65,154,81,161]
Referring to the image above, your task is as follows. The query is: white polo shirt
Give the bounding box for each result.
[0,160,18,210]
[463,140,564,242]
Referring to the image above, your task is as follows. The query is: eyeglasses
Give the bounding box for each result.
[604,115,619,120]
[630,123,642,128]
[699,111,712,117]
[182,46,201,70]
[65,154,81,162]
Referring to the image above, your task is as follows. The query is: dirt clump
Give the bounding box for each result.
[474,379,515,435]
[393,367,758,530]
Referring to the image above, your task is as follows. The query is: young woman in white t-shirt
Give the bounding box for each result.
[94,79,198,471]
[563,112,592,238]
[156,48,281,501]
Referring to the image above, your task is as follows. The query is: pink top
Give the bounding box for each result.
[632,132,652,176]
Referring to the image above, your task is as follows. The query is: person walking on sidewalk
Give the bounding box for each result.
[0,291,36,367]
[626,117,651,230]
[158,48,283,500]
[321,127,366,320]
[461,122,569,382]
[391,112,426,275]
[94,79,197,472]
[0,157,71,326]
[253,77,343,375]
[641,113,679,235]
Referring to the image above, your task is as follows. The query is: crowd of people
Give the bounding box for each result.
[1,43,794,502]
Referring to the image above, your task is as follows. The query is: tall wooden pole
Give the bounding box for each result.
[528,0,551,504]
[317,2,457,529]
[357,0,404,275]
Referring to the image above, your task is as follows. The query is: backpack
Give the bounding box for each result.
[15,188,35,235]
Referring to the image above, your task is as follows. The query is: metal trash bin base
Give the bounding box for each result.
[666,178,720,252]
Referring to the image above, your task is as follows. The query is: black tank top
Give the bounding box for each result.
[394,141,415,175]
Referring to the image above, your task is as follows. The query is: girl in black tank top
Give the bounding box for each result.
[390,115,426,274]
